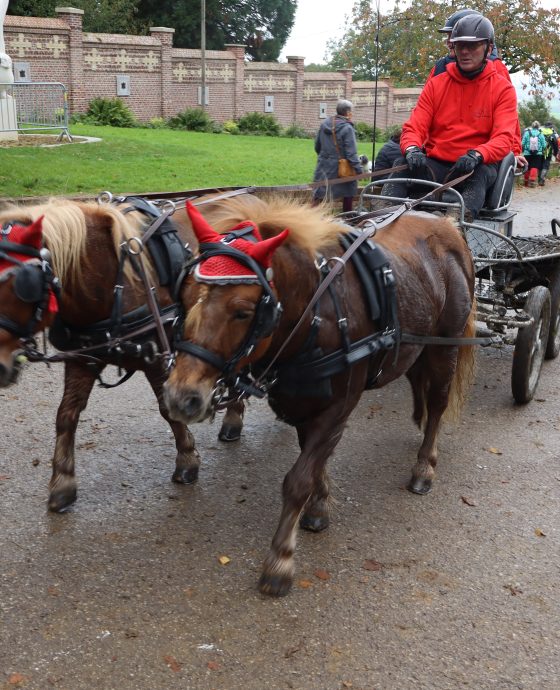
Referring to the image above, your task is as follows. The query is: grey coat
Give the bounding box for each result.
[312,115,362,200]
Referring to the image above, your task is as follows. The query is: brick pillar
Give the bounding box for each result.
[225,44,246,120]
[55,7,85,114]
[287,55,304,125]
[341,69,353,101]
[150,27,175,118]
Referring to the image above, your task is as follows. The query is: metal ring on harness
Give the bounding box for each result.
[97,191,113,205]
[157,199,176,215]
[327,256,346,273]
[126,236,144,256]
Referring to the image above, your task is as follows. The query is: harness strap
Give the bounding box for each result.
[401,333,497,346]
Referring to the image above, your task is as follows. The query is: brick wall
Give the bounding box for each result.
[4,8,421,133]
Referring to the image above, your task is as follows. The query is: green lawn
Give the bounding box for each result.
[1,125,378,199]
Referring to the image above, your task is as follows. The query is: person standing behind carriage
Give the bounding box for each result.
[521,121,547,187]
[538,121,559,186]
[386,15,518,221]
[312,99,362,213]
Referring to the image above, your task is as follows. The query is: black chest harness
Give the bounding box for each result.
[173,220,400,403]
[1,198,191,387]
[48,197,192,370]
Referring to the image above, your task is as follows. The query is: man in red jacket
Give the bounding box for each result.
[387,15,518,220]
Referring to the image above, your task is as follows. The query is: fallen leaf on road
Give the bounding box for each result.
[363,559,383,571]
[504,583,523,596]
[487,447,502,455]
[461,496,477,507]
[218,555,231,565]
[163,655,182,672]
[207,661,220,671]
[0,475,11,481]
[314,569,330,581]
[284,641,303,658]
[7,673,29,686]
[298,579,313,589]
[535,528,546,537]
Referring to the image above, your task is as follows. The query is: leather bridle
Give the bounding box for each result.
[0,230,60,340]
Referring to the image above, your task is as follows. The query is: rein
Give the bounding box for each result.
[134,163,410,204]
[173,170,495,408]
[252,170,484,385]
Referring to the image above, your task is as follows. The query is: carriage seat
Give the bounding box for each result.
[439,152,516,211]
[481,152,516,213]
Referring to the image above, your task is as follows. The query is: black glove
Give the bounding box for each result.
[452,150,483,175]
[405,146,427,171]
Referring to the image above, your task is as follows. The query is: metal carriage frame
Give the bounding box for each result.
[355,155,560,404]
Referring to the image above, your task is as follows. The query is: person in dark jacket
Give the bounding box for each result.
[373,130,402,172]
[312,99,362,212]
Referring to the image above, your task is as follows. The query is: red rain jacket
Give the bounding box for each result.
[401,60,518,164]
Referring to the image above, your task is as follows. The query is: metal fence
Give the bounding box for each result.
[1,81,71,141]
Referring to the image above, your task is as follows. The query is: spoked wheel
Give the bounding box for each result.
[545,269,560,359]
[511,286,551,404]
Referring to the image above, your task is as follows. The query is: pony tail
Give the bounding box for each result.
[445,298,477,421]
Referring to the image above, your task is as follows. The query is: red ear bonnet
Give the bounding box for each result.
[186,201,289,284]
[0,216,44,271]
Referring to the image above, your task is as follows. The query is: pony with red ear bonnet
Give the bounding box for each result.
[165,192,476,597]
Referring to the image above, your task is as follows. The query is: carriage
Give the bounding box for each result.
[357,151,560,404]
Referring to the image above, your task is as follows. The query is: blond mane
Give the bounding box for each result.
[202,194,347,255]
[0,199,151,287]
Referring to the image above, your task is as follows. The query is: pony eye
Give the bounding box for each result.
[233,309,253,321]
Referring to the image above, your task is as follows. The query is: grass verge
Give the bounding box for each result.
[1,124,379,199]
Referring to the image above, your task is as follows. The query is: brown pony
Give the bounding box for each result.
[164,195,476,596]
[0,198,244,512]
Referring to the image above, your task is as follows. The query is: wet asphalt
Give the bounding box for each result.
[1,179,560,690]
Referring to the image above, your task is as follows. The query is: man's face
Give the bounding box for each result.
[453,40,490,72]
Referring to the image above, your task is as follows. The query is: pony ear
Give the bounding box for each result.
[186,200,221,244]
[246,228,290,267]
[12,215,44,249]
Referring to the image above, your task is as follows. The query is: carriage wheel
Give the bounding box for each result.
[511,286,551,404]
[545,269,560,359]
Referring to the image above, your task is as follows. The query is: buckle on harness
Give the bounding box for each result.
[382,266,395,287]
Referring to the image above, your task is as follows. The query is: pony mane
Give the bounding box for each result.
[201,194,347,255]
[0,199,151,287]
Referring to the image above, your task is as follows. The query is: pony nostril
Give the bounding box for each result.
[164,383,205,421]
[183,391,204,418]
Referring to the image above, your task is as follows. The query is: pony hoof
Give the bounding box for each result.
[299,513,329,532]
[172,466,199,484]
[48,489,77,513]
[258,573,292,597]
[407,478,432,495]
[218,424,242,442]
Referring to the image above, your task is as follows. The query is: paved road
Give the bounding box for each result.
[1,180,559,690]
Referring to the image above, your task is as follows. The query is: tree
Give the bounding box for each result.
[8,0,140,34]
[9,0,297,60]
[518,94,555,128]
[327,0,560,91]
[135,0,296,60]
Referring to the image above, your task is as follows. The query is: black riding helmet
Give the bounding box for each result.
[450,15,495,44]
[438,8,482,33]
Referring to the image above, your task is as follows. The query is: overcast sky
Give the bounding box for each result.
[280,0,559,107]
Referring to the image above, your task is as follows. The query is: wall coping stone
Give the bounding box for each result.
[150,27,175,33]
[84,33,159,46]
[55,6,84,14]
[5,16,67,29]
[245,62,296,72]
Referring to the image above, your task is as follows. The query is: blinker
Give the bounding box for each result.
[13,264,44,304]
